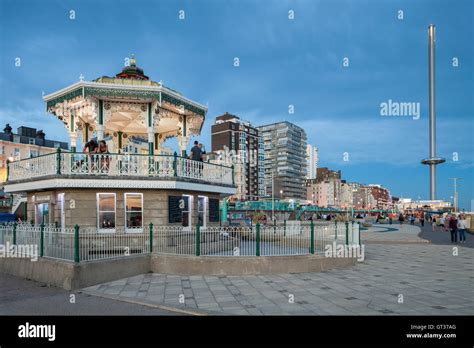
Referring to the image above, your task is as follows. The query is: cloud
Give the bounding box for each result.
[296,116,473,168]
[0,103,69,143]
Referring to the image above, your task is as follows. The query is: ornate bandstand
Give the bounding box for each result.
[4,56,235,230]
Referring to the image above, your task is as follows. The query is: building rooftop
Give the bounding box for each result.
[0,124,69,150]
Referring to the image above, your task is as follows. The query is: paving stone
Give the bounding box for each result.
[82,225,474,316]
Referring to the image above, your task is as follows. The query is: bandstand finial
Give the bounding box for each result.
[130,54,136,66]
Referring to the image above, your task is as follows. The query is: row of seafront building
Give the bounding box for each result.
[209,113,314,202]
[208,112,395,211]
[207,113,453,213]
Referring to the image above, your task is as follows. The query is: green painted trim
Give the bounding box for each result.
[149,223,153,253]
[148,103,152,127]
[161,93,205,117]
[56,148,62,175]
[85,123,89,141]
[40,224,44,257]
[84,86,160,101]
[117,131,123,149]
[46,87,206,117]
[46,88,83,109]
[149,142,154,155]
[358,222,361,246]
[74,224,80,263]
[173,152,177,176]
[70,113,75,132]
[12,223,17,245]
[182,115,187,136]
[196,224,201,256]
[256,223,260,256]
[99,100,104,124]
[71,146,76,153]
[310,222,315,254]
[345,222,349,245]
[231,165,235,185]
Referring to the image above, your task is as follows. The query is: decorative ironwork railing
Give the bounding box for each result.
[7,151,234,186]
[0,222,361,263]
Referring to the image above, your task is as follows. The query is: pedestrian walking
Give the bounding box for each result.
[398,213,404,225]
[439,215,445,229]
[448,214,458,243]
[431,216,437,232]
[457,214,468,244]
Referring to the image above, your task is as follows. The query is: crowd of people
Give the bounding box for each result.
[429,213,468,244]
[80,138,207,172]
[397,212,469,244]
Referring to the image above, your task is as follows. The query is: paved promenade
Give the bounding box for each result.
[0,273,181,315]
[361,223,429,243]
[83,224,474,315]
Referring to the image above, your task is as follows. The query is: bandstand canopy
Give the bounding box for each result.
[43,55,207,153]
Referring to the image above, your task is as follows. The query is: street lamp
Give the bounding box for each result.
[450,178,462,212]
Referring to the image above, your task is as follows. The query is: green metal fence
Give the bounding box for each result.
[0,221,360,263]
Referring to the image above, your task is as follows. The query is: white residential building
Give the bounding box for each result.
[306,144,318,180]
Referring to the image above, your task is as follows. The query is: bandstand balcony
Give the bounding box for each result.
[6,151,235,191]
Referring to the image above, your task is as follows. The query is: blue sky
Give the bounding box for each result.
[0,0,472,209]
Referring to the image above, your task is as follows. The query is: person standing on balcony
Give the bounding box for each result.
[189,140,202,175]
[189,140,202,161]
[83,138,98,171]
[97,140,110,172]
[198,143,206,174]
[198,143,206,160]
[83,138,98,153]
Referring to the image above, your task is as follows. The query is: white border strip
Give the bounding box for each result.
[4,178,236,195]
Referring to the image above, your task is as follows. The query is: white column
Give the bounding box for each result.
[148,126,155,155]
[97,125,104,141]
[70,133,78,152]
[178,135,190,156]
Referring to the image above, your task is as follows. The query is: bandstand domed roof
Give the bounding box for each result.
[115,54,149,80]
[94,54,159,86]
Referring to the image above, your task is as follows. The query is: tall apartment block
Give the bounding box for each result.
[257,121,307,200]
[211,112,264,200]
[306,144,318,179]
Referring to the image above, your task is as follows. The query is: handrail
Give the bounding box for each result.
[7,151,57,163]
[8,151,232,170]
[6,151,234,185]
